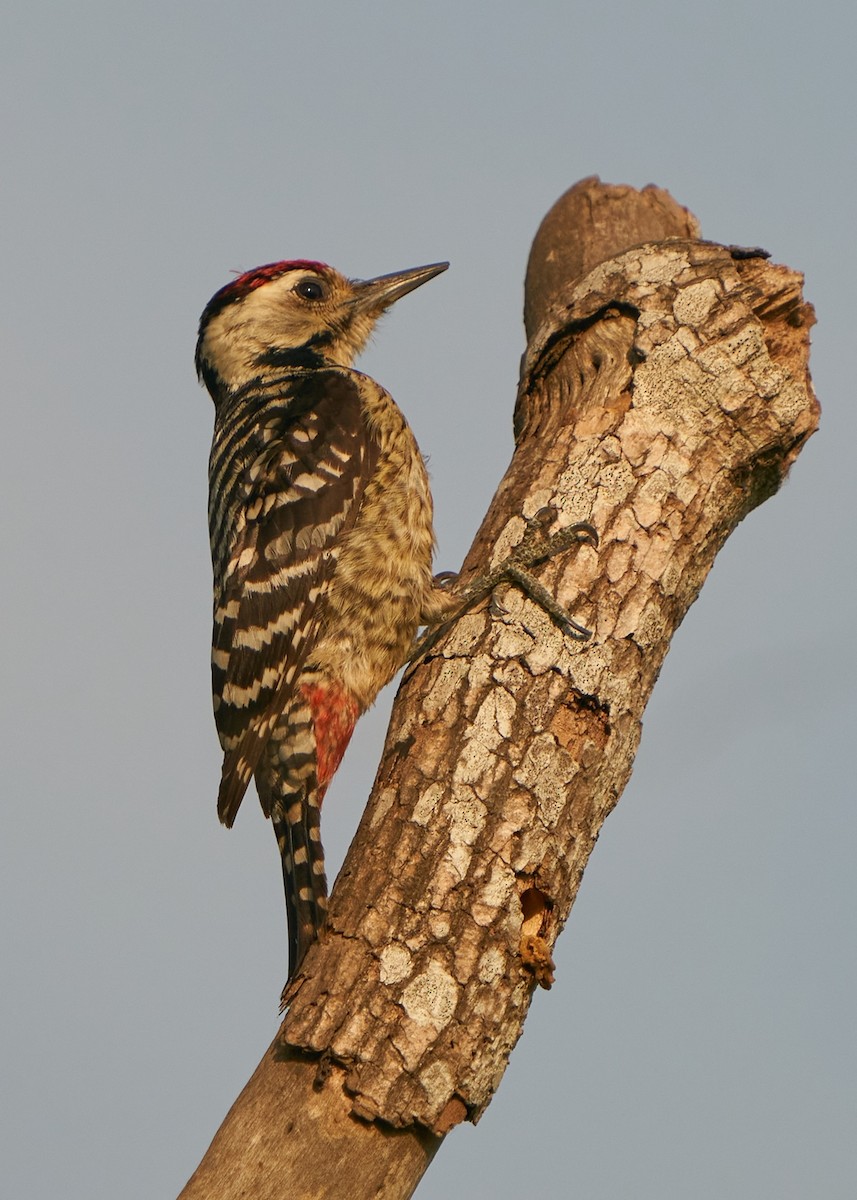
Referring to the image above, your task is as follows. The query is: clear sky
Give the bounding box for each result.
[1,3,853,1197]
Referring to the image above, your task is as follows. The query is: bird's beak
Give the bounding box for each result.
[350,262,449,313]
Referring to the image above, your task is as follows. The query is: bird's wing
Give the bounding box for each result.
[212,371,376,826]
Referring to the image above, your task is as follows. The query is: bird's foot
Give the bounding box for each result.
[411,508,598,662]
[460,509,598,640]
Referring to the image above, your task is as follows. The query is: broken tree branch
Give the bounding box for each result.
[179,177,818,1200]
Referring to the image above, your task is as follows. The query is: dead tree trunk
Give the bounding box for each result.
[179,178,818,1200]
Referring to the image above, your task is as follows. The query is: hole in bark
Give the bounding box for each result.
[393,734,416,757]
[520,886,552,935]
[549,690,610,751]
[519,886,556,989]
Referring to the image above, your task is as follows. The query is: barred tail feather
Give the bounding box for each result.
[271,787,328,978]
[257,697,328,979]
[217,744,259,829]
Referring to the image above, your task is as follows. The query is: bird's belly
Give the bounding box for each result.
[311,578,425,710]
[312,532,433,707]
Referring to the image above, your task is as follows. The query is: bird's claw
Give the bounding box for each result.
[432,570,459,590]
[503,562,594,641]
[516,509,598,569]
[481,510,597,640]
[410,511,598,661]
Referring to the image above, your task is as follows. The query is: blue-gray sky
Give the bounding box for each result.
[2,3,853,1196]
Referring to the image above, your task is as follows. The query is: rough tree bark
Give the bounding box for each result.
[179,178,818,1200]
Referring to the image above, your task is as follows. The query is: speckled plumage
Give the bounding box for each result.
[197,259,451,976]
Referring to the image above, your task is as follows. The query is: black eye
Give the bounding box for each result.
[295,278,325,301]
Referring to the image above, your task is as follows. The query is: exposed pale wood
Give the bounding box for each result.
[523,175,701,339]
[179,180,818,1200]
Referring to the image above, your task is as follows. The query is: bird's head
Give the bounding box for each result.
[196,258,448,396]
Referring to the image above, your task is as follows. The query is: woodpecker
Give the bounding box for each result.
[196,258,455,980]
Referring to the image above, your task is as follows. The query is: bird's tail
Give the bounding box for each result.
[258,698,328,981]
[271,785,327,980]
[258,680,359,981]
